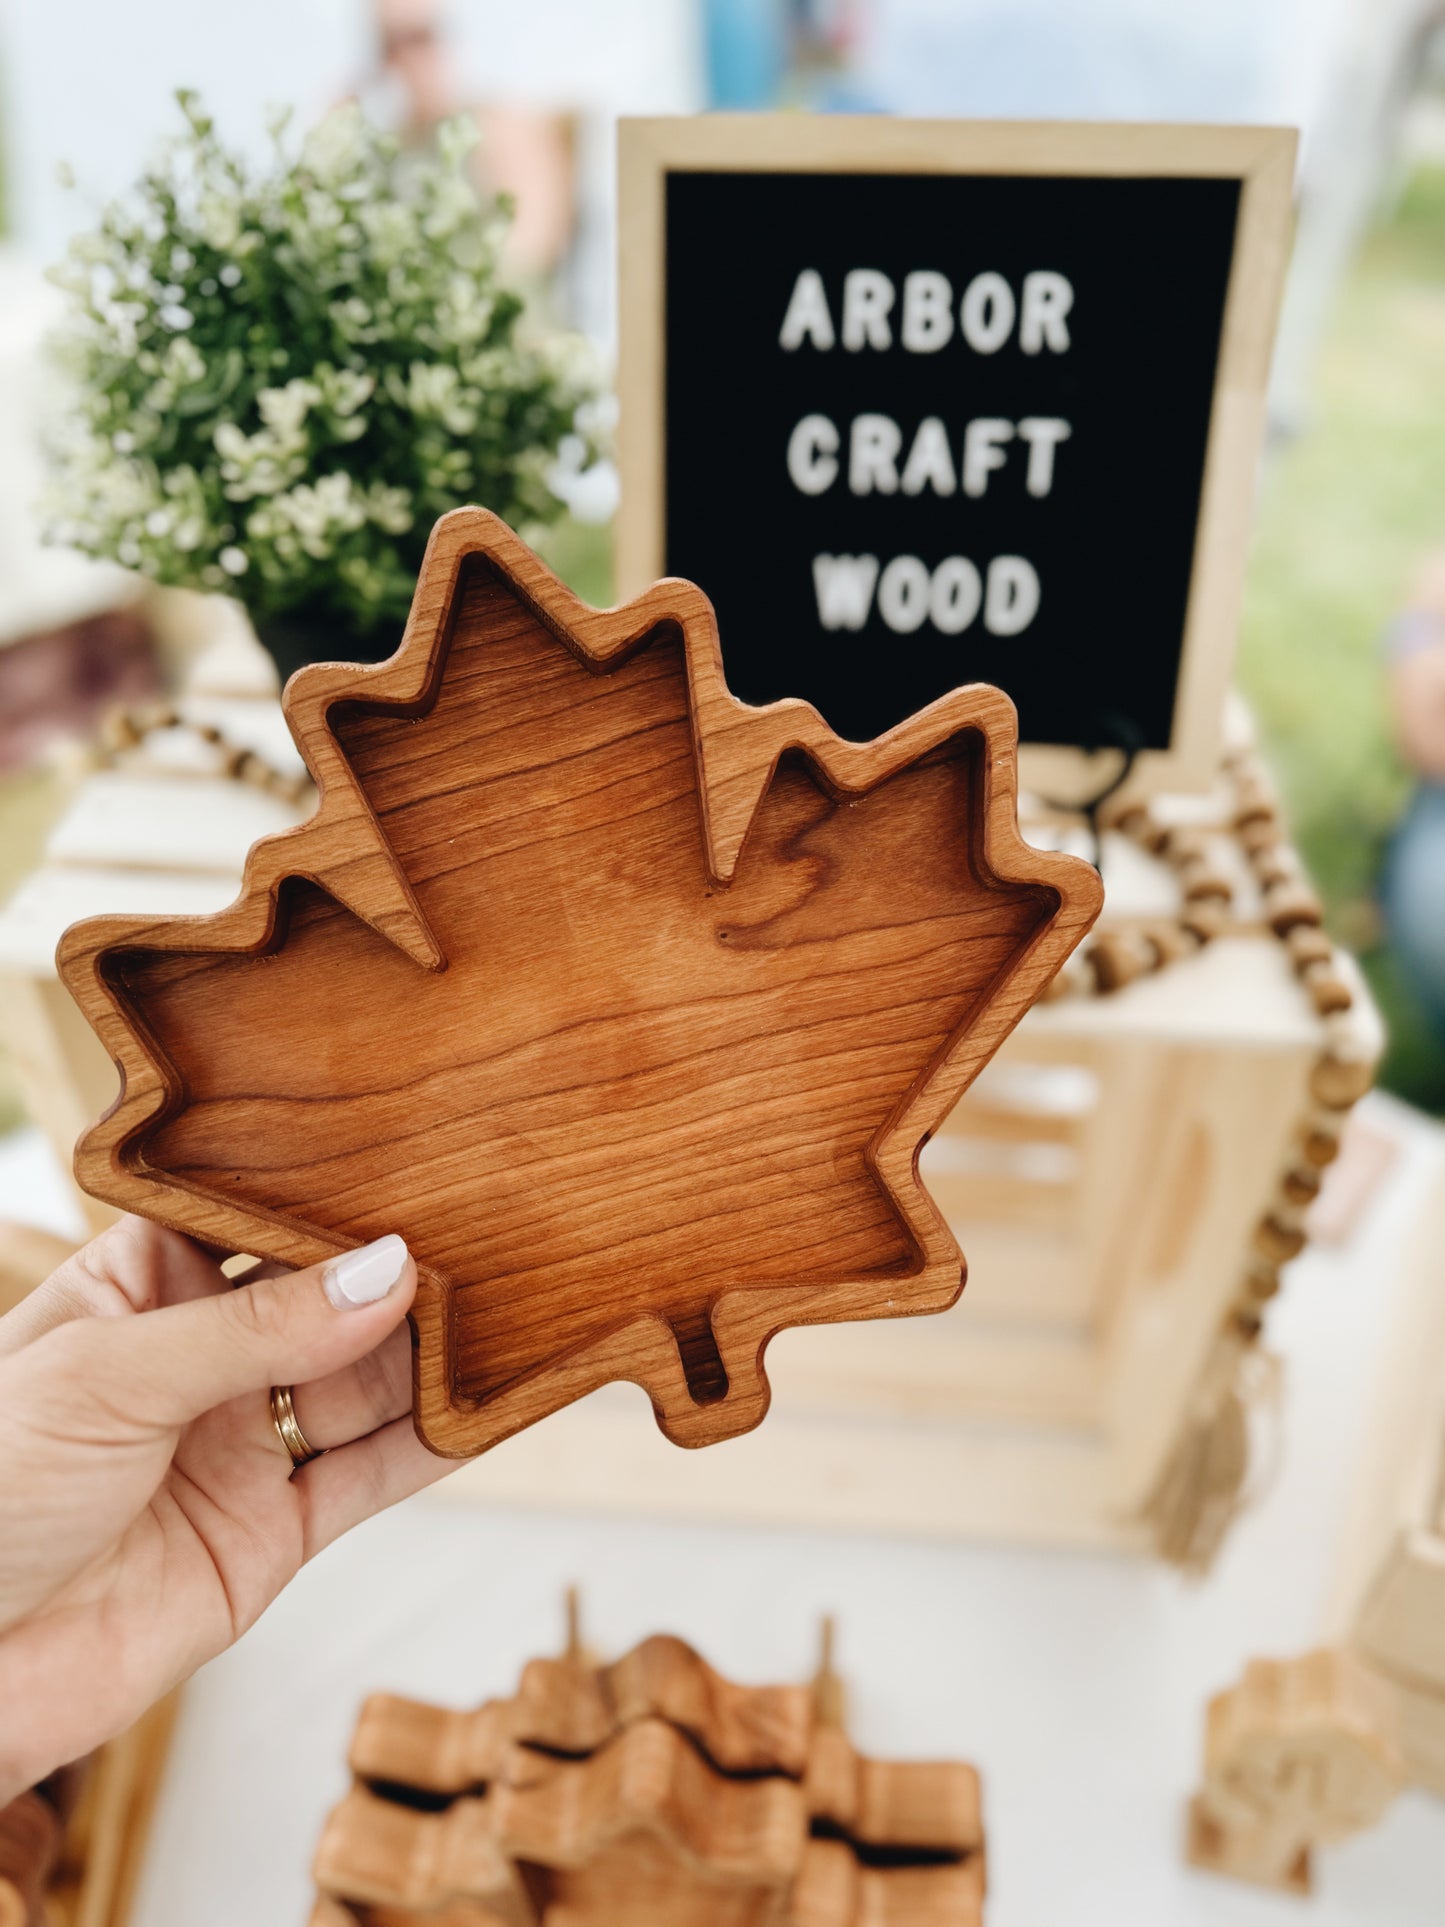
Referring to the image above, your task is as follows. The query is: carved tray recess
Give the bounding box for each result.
[58,509,1101,1456]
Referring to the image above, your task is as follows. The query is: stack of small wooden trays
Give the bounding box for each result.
[308,1627,985,1925]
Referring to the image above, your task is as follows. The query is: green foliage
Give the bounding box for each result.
[1239,164,1445,1109]
[44,92,599,637]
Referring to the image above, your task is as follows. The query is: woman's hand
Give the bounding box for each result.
[0,1217,452,1801]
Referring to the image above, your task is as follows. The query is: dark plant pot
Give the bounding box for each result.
[251,607,403,686]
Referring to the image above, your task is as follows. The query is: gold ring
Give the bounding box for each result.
[270,1384,323,1470]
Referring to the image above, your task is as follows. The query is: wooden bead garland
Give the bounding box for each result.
[1038,740,1377,1570]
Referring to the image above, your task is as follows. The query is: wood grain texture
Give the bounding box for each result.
[57,508,1100,1456]
[803,1727,981,1860]
[351,1636,813,1795]
[789,1840,984,1927]
[323,1723,983,1926]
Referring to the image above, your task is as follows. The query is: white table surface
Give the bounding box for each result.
[4,1098,1445,1925]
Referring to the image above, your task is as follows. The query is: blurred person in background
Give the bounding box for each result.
[356,0,577,290]
[1383,551,1445,1037]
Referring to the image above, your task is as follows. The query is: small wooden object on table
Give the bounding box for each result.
[55,508,1099,1457]
[308,1609,986,1924]
[1188,1159,1445,1888]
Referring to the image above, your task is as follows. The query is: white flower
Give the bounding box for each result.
[214,412,310,501]
[219,263,242,288]
[219,545,248,575]
[358,200,413,269]
[258,378,321,437]
[389,361,478,435]
[301,105,368,187]
[247,472,367,560]
[163,337,205,385]
[365,484,413,535]
[315,365,375,417]
[197,196,243,252]
[436,116,479,171]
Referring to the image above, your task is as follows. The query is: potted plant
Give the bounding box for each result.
[43,93,598,681]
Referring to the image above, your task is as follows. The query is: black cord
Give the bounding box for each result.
[1037,711,1145,871]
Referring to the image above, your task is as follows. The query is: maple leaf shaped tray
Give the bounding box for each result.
[58,509,1102,1457]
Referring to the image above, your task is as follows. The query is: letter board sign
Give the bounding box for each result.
[617,117,1295,795]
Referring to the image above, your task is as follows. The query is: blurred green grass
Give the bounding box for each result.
[1239,165,1445,1113]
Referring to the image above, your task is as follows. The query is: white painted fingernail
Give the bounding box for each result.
[323,1234,410,1310]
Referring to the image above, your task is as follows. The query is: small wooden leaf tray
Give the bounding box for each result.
[312,1627,986,1925]
[58,510,1100,1456]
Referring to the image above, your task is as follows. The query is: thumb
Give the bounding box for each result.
[33,1235,416,1435]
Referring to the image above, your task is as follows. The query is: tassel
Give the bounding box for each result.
[1143,1335,1282,1574]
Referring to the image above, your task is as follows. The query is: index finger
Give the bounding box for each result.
[0,1217,227,1360]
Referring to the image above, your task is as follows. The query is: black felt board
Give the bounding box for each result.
[663,169,1241,752]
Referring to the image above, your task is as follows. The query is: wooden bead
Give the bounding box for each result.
[1106,804,1150,840]
[1163,827,1210,866]
[1141,921,1192,970]
[1301,960,1352,1017]
[1180,864,1233,905]
[1180,901,1228,945]
[1238,818,1281,858]
[1310,1055,1375,1110]
[1264,881,1323,936]
[1232,777,1278,828]
[1280,1166,1322,1208]
[1286,926,1334,970]
[1231,755,1276,797]
[99,706,144,751]
[1252,847,1301,890]
[1253,1216,1307,1266]
[1111,804,1168,853]
[1242,1264,1282,1302]
[1299,1127,1342,1169]
[1087,931,1147,994]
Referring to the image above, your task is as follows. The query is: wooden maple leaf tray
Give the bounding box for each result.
[58,510,1100,1456]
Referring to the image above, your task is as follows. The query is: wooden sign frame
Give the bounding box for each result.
[58,509,1100,1459]
[616,115,1297,799]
